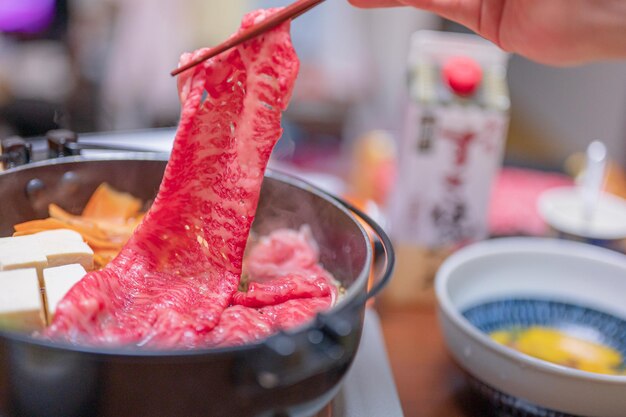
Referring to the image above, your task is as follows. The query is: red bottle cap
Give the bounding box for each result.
[442,56,483,96]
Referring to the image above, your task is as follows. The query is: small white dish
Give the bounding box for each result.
[538,187,626,251]
[435,237,626,417]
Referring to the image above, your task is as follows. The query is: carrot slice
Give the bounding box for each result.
[12,229,47,237]
[13,183,145,269]
[14,218,72,232]
[82,183,142,222]
[13,218,123,249]
[17,215,109,240]
[49,204,135,238]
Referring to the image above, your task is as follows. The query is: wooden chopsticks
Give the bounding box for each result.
[170,0,326,77]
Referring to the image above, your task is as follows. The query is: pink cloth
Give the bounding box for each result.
[488,168,574,236]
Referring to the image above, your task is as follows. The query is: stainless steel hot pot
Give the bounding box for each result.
[0,154,394,417]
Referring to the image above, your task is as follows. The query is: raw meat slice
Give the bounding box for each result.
[46,8,301,349]
[246,226,322,281]
[204,306,275,347]
[233,274,333,308]
[261,298,333,330]
[207,297,334,348]
[207,227,338,348]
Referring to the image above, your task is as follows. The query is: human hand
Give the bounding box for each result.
[348,0,626,65]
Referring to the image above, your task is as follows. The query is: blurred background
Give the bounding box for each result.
[2,4,625,411]
[1,0,624,168]
[3,0,626,384]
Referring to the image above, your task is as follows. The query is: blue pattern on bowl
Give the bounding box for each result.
[461,299,626,417]
[462,299,626,363]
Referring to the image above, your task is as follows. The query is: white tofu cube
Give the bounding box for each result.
[39,240,94,271]
[0,268,45,331]
[0,229,84,246]
[43,264,87,321]
[0,245,48,286]
[29,229,84,244]
[0,229,94,278]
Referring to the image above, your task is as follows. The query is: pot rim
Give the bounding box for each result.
[0,154,373,357]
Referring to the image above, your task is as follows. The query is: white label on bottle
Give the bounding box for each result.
[389,102,508,247]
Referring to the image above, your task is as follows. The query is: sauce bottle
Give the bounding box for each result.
[385,30,511,306]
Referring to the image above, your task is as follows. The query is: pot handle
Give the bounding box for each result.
[332,197,395,300]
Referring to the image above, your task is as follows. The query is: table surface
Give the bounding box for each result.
[377,304,496,417]
[322,309,404,417]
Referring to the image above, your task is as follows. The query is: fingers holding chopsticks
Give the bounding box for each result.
[347,0,481,30]
[346,0,626,66]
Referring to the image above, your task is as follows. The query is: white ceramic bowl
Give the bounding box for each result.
[435,237,626,417]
